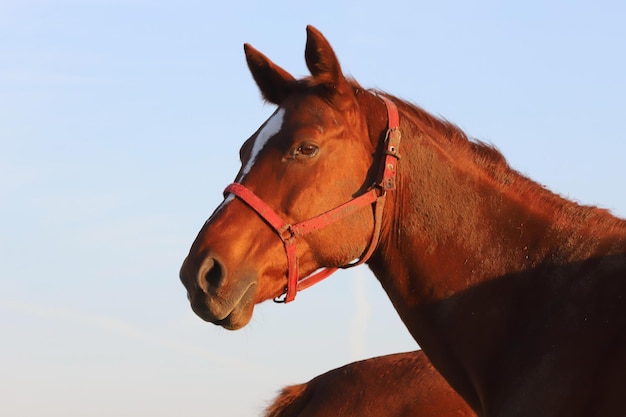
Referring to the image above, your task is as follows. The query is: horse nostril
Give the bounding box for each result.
[198,257,225,293]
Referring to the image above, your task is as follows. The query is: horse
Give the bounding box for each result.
[180,26,626,416]
[263,350,474,417]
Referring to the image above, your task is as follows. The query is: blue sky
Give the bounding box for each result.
[1,1,624,416]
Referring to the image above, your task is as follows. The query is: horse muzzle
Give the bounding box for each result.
[180,255,257,330]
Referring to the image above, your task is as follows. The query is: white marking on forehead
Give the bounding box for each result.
[205,108,285,226]
[238,108,285,181]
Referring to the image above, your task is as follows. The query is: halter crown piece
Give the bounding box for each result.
[224,95,401,303]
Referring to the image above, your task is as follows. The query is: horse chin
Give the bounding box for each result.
[214,296,255,330]
[218,306,254,330]
[190,282,257,330]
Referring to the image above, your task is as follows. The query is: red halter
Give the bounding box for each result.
[224,95,401,303]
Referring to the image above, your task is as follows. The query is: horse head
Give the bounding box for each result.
[179,26,391,329]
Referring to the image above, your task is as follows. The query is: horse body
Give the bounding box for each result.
[264,350,474,417]
[180,26,626,416]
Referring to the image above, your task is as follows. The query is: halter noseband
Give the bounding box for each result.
[224,95,401,303]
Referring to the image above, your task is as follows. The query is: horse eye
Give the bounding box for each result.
[296,143,319,158]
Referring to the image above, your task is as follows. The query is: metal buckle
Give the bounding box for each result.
[278,224,295,243]
[273,289,288,303]
[384,128,401,159]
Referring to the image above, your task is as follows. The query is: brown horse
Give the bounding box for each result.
[180,26,626,416]
[264,350,474,417]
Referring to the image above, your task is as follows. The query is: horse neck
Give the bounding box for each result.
[367,97,626,307]
[364,97,626,412]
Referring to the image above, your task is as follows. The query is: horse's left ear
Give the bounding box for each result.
[244,43,296,105]
[305,25,353,101]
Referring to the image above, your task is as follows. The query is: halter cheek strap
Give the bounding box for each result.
[224,95,401,303]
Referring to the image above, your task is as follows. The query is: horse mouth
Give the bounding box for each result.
[189,282,257,330]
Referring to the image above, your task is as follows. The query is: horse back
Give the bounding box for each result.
[263,350,474,417]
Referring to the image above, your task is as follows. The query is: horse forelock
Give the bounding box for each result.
[280,76,364,108]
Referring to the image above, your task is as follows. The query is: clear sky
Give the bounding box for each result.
[1,1,625,416]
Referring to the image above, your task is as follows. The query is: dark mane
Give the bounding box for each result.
[372,89,626,234]
[380,90,513,178]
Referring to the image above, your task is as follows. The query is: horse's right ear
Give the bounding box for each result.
[244,44,296,105]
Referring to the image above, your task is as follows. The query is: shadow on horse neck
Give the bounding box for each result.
[180,25,626,417]
[264,350,474,417]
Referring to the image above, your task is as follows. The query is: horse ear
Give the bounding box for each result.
[244,43,296,105]
[304,25,353,104]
